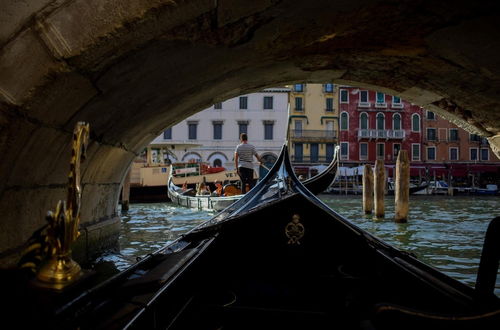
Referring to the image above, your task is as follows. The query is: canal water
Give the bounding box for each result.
[97,195,500,295]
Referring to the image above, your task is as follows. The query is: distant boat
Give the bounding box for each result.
[473,184,499,196]
[168,149,340,211]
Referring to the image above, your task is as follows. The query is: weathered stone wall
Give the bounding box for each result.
[1,0,500,266]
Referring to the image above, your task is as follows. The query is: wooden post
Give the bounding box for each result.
[363,164,374,214]
[395,150,409,223]
[447,170,454,196]
[345,169,348,195]
[121,168,131,212]
[146,147,153,166]
[374,160,385,218]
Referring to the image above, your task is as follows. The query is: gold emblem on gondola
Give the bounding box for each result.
[285,214,304,245]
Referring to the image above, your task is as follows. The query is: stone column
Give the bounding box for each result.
[121,168,131,212]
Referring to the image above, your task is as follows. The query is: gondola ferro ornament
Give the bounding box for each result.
[32,122,90,290]
[285,214,304,245]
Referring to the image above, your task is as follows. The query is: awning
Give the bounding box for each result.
[288,115,309,124]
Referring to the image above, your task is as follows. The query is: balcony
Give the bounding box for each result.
[358,102,371,108]
[375,102,387,108]
[358,129,405,139]
[291,155,334,164]
[290,129,337,142]
[391,102,404,109]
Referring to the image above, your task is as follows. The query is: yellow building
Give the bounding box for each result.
[288,83,339,176]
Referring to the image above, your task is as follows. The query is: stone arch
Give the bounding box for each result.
[181,152,202,162]
[207,152,228,168]
[1,0,500,265]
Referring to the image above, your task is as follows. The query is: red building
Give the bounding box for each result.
[338,87,424,175]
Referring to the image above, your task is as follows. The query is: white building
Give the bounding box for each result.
[150,87,290,177]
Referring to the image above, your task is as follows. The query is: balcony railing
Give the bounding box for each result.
[291,155,335,163]
[391,102,404,109]
[358,129,405,139]
[290,129,337,140]
[375,102,387,108]
[358,102,371,108]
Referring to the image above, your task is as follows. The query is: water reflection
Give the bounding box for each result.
[98,195,499,295]
[320,195,499,294]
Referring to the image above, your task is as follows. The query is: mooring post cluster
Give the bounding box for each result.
[363,151,410,222]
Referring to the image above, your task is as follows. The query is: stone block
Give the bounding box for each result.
[0,28,62,105]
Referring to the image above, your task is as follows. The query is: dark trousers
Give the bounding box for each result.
[238,167,254,194]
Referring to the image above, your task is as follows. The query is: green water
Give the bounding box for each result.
[98,195,500,295]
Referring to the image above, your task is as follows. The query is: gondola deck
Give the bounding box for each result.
[4,145,499,329]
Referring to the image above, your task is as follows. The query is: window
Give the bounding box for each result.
[325,98,333,111]
[470,133,481,142]
[340,142,349,160]
[163,128,172,139]
[412,144,420,161]
[294,120,303,132]
[360,112,368,130]
[376,113,385,130]
[470,148,478,161]
[239,96,248,109]
[324,83,334,93]
[480,148,489,161]
[412,114,420,132]
[326,143,335,162]
[294,84,304,92]
[393,96,401,104]
[213,121,222,140]
[263,96,273,109]
[427,128,436,141]
[310,143,319,162]
[340,89,348,103]
[188,123,197,140]
[340,112,348,130]
[295,97,303,111]
[294,143,303,162]
[426,110,435,120]
[213,159,222,167]
[376,92,385,104]
[360,90,369,103]
[450,147,459,161]
[393,143,401,158]
[264,121,274,140]
[427,146,436,160]
[360,143,368,160]
[325,121,334,136]
[376,143,385,160]
[214,102,222,109]
[393,113,401,130]
[238,122,248,137]
[449,128,458,141]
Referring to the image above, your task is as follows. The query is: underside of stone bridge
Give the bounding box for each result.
[1,0,500,266]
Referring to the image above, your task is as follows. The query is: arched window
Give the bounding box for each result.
[393,113,401,130]
[340,112,349,130]
[376,113,385,130]
[213,159,222,167]
[412,114,420,132]
[360,112,368,130]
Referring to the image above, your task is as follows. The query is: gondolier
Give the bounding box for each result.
[235,133,262,194]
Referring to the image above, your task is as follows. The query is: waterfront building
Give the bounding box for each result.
[150,87,290,178]
[288,83,339,177]
[422,110,500,185]
[337,86,424,172]
[337,86,500,186]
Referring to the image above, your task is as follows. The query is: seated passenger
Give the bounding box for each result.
[213,180,223,196]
